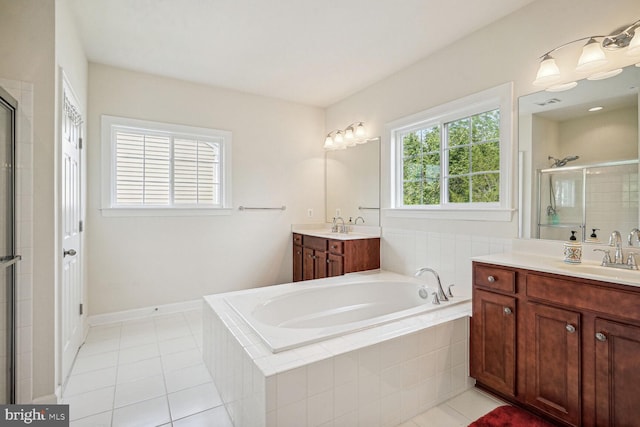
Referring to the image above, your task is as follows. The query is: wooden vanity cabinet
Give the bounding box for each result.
[471,288,516,397]
[472,261,640,427]
[293,233,380,281]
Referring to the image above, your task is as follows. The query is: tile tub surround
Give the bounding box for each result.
[203,278,472,427]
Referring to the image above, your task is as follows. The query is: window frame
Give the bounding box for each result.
[101,115,232,216]
[388,83,514,221]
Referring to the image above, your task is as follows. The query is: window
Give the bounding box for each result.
[101,116,232,215]
[389,83,513,220]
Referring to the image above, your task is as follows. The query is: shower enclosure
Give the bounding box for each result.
[0,86,18,403]
[537,160,639,242]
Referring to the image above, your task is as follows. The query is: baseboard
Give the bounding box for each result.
[88,299,202,326]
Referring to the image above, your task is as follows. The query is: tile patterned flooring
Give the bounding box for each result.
[64,309,505,426]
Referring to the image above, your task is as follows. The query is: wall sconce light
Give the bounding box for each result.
[324,122,367,150]
[533,18,640,91]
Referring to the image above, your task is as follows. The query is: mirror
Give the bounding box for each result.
[519,65,640,242]
[325,138,380,226]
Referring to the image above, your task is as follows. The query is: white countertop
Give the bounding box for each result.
[291,223,381,240]
[473,252,640,288]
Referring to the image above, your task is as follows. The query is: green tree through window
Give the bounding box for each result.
[401,109,500,206]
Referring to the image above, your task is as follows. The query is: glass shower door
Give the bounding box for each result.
[0,86,18,404]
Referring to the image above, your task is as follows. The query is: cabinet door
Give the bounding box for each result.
[293,245,303,282]
[525,302,580,426]
[314,250,327,279]
[471,289,516,397]
[302,247,315,281]
[327,253,343,277]
[594,318,640,427]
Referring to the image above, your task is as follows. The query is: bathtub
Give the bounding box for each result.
[225,272,470,352]
[203,270,474,427]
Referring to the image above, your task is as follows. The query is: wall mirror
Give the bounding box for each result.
[519,65,640,242]
[325,138,380,226]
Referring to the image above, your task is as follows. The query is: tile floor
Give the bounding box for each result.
[63,308,505,427]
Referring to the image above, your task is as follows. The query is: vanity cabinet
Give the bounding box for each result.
[471,288,516,397]
[524,302,580,426]
[292,233,380,282]
[471,261,640,427]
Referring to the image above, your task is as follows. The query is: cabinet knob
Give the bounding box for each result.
[595,332,607,342]
[566,324,576,334]
[487,275,496,283]
[503,307,512,315]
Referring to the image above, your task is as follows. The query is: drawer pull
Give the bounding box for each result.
[566,324,576,334]
[595,332,607,342]
[503,307,512,315]
[487,275,496,283]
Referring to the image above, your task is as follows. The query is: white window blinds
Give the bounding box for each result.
[113,129,222,207]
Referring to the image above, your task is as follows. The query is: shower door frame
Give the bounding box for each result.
[0,84,18,404]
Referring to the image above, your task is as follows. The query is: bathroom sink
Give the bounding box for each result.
[305,231,376,240]
[553,261,640,283]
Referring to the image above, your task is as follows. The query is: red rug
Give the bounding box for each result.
[468,405,556,427]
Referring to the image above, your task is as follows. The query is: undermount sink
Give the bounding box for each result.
[553,261,640,283]
[304,231,376,240]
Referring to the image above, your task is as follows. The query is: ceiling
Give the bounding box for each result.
[71,0,535,107]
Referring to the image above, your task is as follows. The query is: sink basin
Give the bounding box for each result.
[553,261,640,284]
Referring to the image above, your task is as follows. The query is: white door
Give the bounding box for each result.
[61,76,83,381]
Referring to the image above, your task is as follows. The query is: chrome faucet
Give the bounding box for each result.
[628,228,640,246]
[415,267,448,302]
[609,230,623,264]
[334,216,347,234]
[354,216,365,225]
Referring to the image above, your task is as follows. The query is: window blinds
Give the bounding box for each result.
[114,130,221,207]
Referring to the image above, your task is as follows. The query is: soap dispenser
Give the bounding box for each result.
[586,228,600,243]
[563,230,582,264]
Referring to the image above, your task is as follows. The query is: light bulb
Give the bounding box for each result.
[334,131,344,145]
[355,122,366,138]
[323,135,335,150]
[533,54,561,86]
[345,127,354,140]
[576,38,607,72]
[627,30,640,56]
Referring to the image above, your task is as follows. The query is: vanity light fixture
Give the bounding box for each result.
[533,18,640,91]
[323,122,367,150]
[588,106,604,112]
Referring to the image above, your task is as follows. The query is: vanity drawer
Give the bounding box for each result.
[303,235,327,251]
[474,263,516,293]
[328,240,344,255]
[526,273,640,322]
[293,233,302,246]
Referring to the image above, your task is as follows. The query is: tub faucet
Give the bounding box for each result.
[609,230,623,264]
[415,267,448,302]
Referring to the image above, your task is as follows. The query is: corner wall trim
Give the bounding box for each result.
[88,299,202,326]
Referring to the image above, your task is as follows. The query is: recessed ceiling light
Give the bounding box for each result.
[588,106,604,112]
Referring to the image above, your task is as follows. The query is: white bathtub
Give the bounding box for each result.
[204,270,473,427]
[225,270,470,353]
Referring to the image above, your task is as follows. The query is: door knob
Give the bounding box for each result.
[64,248,77,257]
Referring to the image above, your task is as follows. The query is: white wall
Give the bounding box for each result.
[0,0,56,402]
[325,0,640,291]
[87,64,325,315]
